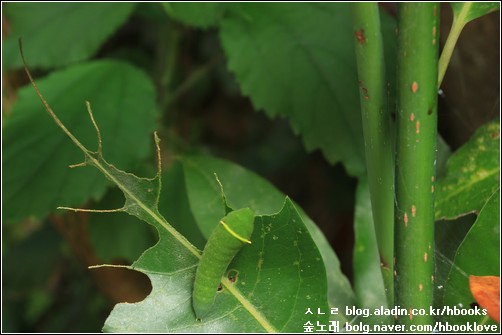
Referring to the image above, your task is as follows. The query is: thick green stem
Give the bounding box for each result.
[352,3,395,308]
[395,3,438,326]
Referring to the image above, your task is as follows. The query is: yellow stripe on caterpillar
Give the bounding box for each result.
[220,220,252,244]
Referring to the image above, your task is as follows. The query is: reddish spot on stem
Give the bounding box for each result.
[404,213,409,226]
[431,185,435,193]
[411,81,418,93]
[362,87,369,100]
[433,38,437,45]
[419,284,423,292]
[491,131,500,139]
[433,5,437,17]
[431,176,435,182]
[411,205,416,217]
[424,252,428,262]
[358,81,369,99]
[432,26,437,37]
[409,309,413,321]
[355,29,366,44]
[410,113,415,121]
[416,121,421,134]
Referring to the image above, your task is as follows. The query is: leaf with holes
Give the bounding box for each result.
[3,60,157,223]
[22,60,330,332]
[180,154,355,315]
[104,195,329,332]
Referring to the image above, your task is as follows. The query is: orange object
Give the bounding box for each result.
[469,275,500,323]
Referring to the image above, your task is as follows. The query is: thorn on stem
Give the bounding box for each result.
[69,162,88,169]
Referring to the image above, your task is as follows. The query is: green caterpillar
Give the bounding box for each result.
[192,207,255,320]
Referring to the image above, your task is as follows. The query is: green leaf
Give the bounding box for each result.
[180,154,354,317]
[435,119,500,220]
[352,178,390,325]
[442,188,500,324]
[159,161,206,250]
[163,2,226,28]
[219,3,366,176]
[2,3,136,70]
[451,2,500,25]
[3,60,157,222]
[105,197,329,332]
[22,69,332,331]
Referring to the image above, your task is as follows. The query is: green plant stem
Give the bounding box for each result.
[395,3,438,326]
[352,3,394,309]
[157,21,180,111]
[166,54,221,107]
[437,3,471,87]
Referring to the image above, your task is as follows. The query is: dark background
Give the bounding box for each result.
[2,3,499,332]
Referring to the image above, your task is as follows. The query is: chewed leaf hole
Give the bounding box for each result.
[227,269,239,284]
